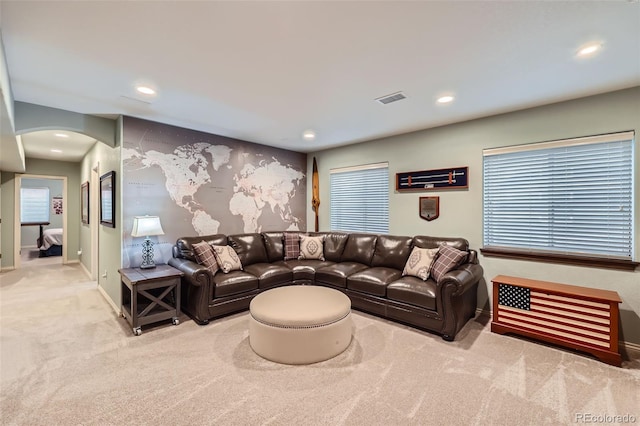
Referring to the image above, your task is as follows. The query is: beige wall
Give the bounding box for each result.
[308,87,640,345]
[79,117,122,309]
[0,171,15,269]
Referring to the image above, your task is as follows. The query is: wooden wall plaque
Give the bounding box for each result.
[419,197,439,221]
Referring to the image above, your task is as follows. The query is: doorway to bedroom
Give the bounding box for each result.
[14,174,68,268]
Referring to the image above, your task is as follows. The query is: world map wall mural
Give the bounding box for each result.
[122,116,307,267]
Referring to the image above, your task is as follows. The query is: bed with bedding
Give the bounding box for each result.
[38,228,63,257]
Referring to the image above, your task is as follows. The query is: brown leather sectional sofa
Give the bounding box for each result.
[168,232,484,341]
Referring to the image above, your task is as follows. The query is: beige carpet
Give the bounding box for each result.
[1,262,639,426]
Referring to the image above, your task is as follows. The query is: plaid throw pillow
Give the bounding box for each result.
[430,244,468,283]
[402,247,439,281]
[298,235,325,260]
[212,245,243,273]
[192,241,220,275]
[283,232,301,260]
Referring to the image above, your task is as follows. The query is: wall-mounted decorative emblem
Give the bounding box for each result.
[419,197,439,221]
[396,166,468,191]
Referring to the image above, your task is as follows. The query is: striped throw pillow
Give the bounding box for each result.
[192,241,220,275]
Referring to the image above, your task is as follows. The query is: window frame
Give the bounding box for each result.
[481,131,637,271]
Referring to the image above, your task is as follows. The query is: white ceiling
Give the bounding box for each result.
[1,1,639,156]
[21,130,97,162]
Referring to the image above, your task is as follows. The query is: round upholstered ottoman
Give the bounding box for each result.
[249,285,352,365]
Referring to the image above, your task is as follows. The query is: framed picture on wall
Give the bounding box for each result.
[100,171,115,228]
[81,181,89,225]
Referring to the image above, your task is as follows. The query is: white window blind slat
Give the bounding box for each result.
[21,187,50,223]
[483,132,634,260]
[330,163,389,234]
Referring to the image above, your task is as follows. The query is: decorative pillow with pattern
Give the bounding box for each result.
[192,241,220,275]
[430,244,468,283]
[298,235,325,261]
[402,247,439,281]
[211,245,243,273]
[283,232,301,260]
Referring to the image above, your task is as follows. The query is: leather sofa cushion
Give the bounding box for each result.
[315,262,368,288]
[277,259,335,281]
[212,271,259,298]
[413,235,468,251]
[262,232,284,262]
[387,277,437,311]
[347,267,402,297]
[371,235,413,270]
[243,263,293,289]
[341,234,377,265]
[321,232,349,262]
[175,234,227,262]
[228,233,269,266]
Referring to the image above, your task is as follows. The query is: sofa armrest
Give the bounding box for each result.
[437,263,483,296]
[437,263,484,340]
[168,257,213,288]
[168,257,214,325]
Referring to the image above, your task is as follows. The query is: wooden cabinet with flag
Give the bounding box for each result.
[491,275,622,366]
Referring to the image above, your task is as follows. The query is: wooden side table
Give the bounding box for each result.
[119,265,184,336]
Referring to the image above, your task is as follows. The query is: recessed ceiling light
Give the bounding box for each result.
[136,86,156,95]
[437,95,455,104]
[303,130,316,141]
[55,133,69,138]
[577,42,602,57]
[50,149,63,153]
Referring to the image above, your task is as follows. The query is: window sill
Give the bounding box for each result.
[480,247,639,271]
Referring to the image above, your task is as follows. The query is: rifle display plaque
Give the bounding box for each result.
[396,166,468,191]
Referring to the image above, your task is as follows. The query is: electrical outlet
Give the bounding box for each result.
[102,270,108,278]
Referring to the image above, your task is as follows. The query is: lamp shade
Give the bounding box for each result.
[131,216,165,237]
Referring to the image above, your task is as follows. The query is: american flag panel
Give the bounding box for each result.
[497,284,611,349]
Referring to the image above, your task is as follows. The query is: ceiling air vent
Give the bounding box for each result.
[119,95,152,105]
[375,91,406,105]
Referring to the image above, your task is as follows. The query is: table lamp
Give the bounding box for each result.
[131,215,165,269]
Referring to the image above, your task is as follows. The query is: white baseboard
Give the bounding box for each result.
[0,266,15,272]
[620,341,640,361]
[65,260,79,264]
[79,261,91,278]
[97,284,121,316]
[476,308,491,319]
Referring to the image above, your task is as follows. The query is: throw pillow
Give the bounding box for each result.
[430,244,468,283]
[192,241,220,275]
[211,245,243,273]
[283,232,301,260]
[298,235,325,260]
[402,247,439,281]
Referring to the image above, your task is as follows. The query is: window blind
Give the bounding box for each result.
[483,131,634,260]
[21,187,50,223]
[330,162,389,234]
